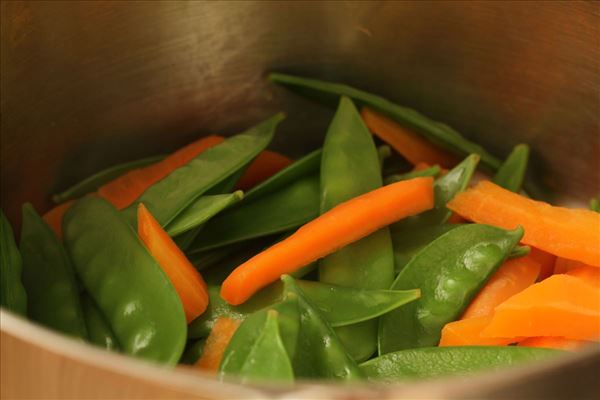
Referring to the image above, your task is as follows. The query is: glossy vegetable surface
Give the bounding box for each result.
[0,210,27,315]
[384,165,441,185]
[493,144,529,192]
[196,317,240,372]
[81,293,120,351]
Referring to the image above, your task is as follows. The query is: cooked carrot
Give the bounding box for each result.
[462,255,541,319]
[447,181,600,267]
[42,200,75,239]
[361,107,458,168]
[447,213,465,224]
[529,247,557,281]
[221,177,435,305]
[554,257,588,275]
[98,135,225,209]
[195,317,240,372]
[235,150,293,191]
[518,336,590,350]
[566,265,600,288]
[138,204,209,323]
[439,316,516,347]
[482,275,600,341]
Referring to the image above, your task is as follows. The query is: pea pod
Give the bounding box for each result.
[188,175,320,253]
[20,204,87,339]
[52,155,164,204]
[179,339,206,365]
[81,293,120,351]
[360,346,561,381]
[379,224,523,355]
[377,145,392,168]
[509,245,531,259]
[269,73,501,170]
[0,210,27,315]
[121,114,283,227]
[319,96,394,361]
[384,165,441,185]
[282,275,364,380]
[64,196,186,364]
[493,144,529,192]
[220,295,299,382]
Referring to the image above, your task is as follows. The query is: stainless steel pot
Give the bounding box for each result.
[1,1,599,398]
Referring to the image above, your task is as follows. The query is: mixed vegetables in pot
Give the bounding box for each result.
[1,73,599,383]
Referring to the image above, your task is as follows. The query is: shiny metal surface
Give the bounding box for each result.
[1,1,599,398]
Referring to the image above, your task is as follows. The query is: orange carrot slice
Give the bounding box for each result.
[138,204,209,323]
[439,316,516,347]
[529,247,557,281]
[235,150,293,191]
[566,265,600,288]
[461,255,541,319]
[447,181,600,267]
[518,336,591,350]
[42,200,75,240]
[554,257,588,275]
[482,275,600,341]
[361,107,458,168]
[195,317,240,372]
[98,135,225,209]
[221,177,435,305]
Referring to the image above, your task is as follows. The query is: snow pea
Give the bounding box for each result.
[188,175,320,253]
[589,198,599,213]
[179,339,206,365]
[220,294,299,382]
[269,73,501,170]
[319,96,394,362]
[52,155,164,204]
[81,293,120,351]
[379,224,523,355]
[510,245,531,259]
[360,347,561,382]
[20,204,87,339]
[121,114,283,227]
[0,210,27,315]
[384,165,441,185]
[493,144,529,192]
[64,196,186,364]
[281,276,364,380]
[377,144,392,168]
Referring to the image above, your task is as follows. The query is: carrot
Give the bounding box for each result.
[235,150,293,191]
[482,275,600,341]
[42,200,75,240]
[447,181,600,267]
[518,336,590,351]
[98,135,225,209]
[361,107,458,168]
[554,257,588,275]
[566,265,600,288]
[439,316,516,347]
[195,317,240,372]
[461,255,541,319]
[221,177,435,305]
[138,204,209,323]
[529,247,556,281]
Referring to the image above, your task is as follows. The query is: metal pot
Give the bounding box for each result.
[1,1,598,398]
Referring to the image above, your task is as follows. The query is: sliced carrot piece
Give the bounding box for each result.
[482,275,600,341]
[98,135,225,209]
[42,200,75,239]
[235,150,293,191]
[448,181,600,267]
[138,203,209,323]
[361,107,458,168]
[554,257,588,275]
[195,317,240,372]
[462,255,541,319]
[221,177,435,305]
[518,336,591,350]
[529,247,557,281]
[439,316,516,346]
[566,265,600,288]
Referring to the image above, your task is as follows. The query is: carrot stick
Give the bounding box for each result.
[361,107,458,168]
[235,150,293,191]
[461,255,541,319]
[529,247,556,281]
[554,257,588,275]
[195,317,240,372]
[566,265,600,288]
[447,181,600,267]
[42,200,75,240]
[518,337,591,350]
[482,274,600,341]
[439,316,516,347]
[138,204,209,323]
[221,177,435,305]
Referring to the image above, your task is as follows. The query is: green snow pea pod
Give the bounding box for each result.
[179,339,206,365]
[52,155,164,204]
[319,96,394,362]
[360,346,562,382]
[188,175,320,253]
[81,293,120,351]
[64,196,186,364]
[384,165,441,185]
[121,114,283,227]
[509,245,531,259]
[379,224,523,355]
[377,145,392,168]
[20,204,87,339]
[589,198,600,213]
[0,210,27,315]
[269,73,501,170]
[282,275,364,380]
[493,144,529,192]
